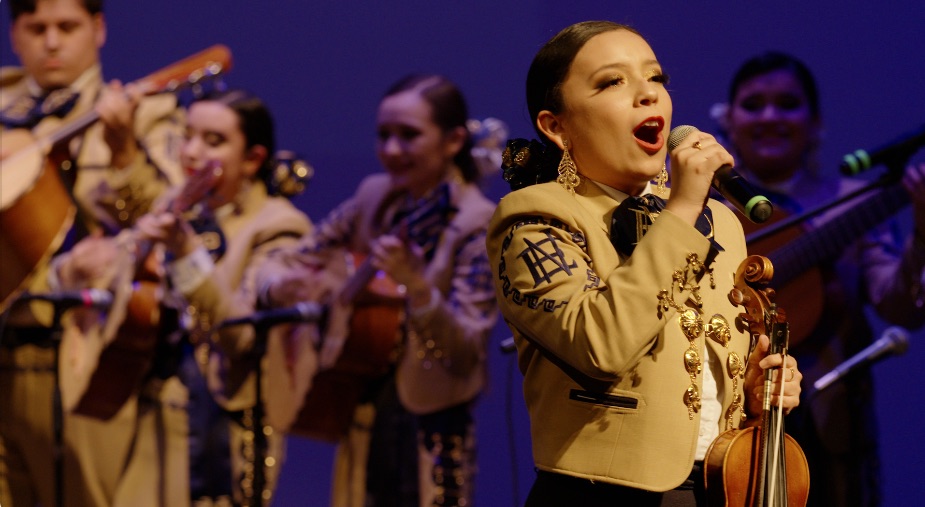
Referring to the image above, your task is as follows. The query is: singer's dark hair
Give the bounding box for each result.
[499,21,643,191]
[383,74,478,183]
[9,0,103,19]
[727,51,820,118]
[525,21,641,169]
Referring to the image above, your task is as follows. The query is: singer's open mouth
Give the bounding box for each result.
[634,117,665,153]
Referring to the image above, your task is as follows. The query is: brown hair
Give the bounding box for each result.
[384,74,478,182]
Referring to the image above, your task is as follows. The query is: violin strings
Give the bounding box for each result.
[768,357,789,506]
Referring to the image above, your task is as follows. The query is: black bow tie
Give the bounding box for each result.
[0,88,80,129]
[188,213,227,262]
[610,194,723,258]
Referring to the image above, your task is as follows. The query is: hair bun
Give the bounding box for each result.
[266,150,314,198]
[501,138,558,191]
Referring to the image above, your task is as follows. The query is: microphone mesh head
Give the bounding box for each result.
[883,326,910,355]
[667,125,698,152]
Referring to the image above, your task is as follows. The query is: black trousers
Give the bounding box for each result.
[525,462,705,507]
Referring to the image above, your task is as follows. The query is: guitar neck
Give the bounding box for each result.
[767,184,909,287]
[335,195,445,305]
[38,44,232,155]
[338,258,378,305]
[44,110,100,150]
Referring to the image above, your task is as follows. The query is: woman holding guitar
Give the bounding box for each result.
[715,51,925,506]
[0,0,185,505]
[259,74,498,507]
[52,89,312,506]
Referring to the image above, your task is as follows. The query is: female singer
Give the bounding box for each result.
[486,21,802,506]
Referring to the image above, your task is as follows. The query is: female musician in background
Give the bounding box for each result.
[715,51,925,506]
[56,88,312,506]
[260,74,498,506]
[486,21,802,506]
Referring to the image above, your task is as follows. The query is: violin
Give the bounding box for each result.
[703,254,810,506]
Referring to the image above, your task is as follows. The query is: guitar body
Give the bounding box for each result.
[740,211,824,348]
[0,44,232,315]
[61,280,165,420]
[288,253,405,442]
[0,129,77,312]
[60,163,224,419]
[736,179,910,348]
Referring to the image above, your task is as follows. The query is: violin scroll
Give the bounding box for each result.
[729,254,786,337]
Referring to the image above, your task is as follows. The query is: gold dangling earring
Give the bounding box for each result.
[653,162,668,197]
[557,140,580,194]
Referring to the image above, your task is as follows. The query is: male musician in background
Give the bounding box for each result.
[717,51,925,506]
[0,0,183,505]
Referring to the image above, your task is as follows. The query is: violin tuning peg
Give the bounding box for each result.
[728,288,744,305]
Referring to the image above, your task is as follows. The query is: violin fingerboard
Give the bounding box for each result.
[769,320,790,356]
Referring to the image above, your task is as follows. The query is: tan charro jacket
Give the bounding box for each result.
[356,173,498,413]
[487,179,752,491]
[179,182,314,411]
[1,64,184,326]
[258,171,498,422]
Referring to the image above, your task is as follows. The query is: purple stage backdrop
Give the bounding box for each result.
[3,1,923,505]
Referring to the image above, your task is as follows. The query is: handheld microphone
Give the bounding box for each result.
[813,326,910,393]
[840,123,925,175]
[20,289,114,311]
[667,125,773,224]
[217,301,324,329]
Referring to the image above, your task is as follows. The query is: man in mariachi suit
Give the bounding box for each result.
[0,0,183,505]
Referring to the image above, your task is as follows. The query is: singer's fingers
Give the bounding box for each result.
[685,135,735,171]
[672,130,732,162]
[666,132,733,223]
[758,351,787,370]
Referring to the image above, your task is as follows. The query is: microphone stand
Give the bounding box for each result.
[50,304,65,507]
[249,322,270,507]
[216,306,322,506]
[215,316,272,507]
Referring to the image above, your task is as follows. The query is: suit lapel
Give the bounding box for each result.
[572,180,620,235]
